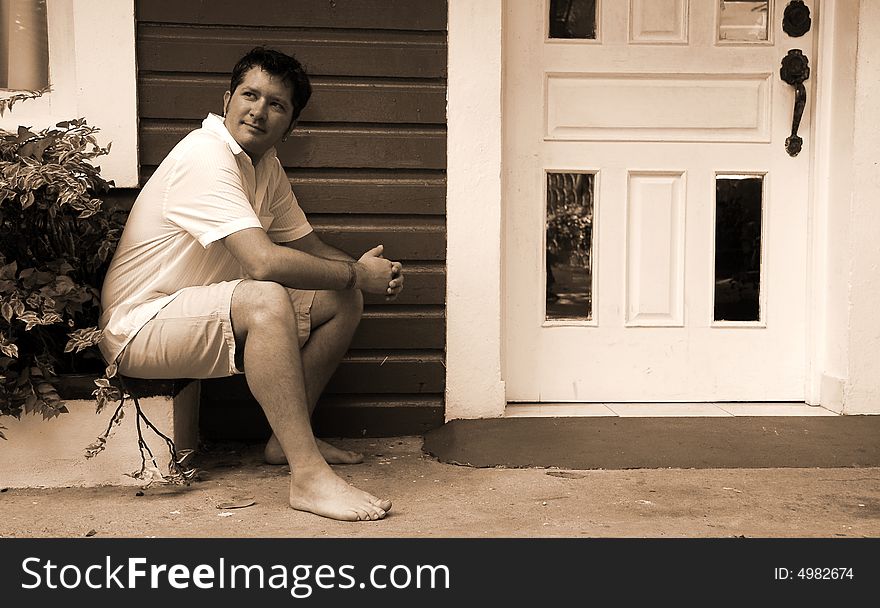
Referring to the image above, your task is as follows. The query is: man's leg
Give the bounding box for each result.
[231,279,391,521]
[264,288,364,464]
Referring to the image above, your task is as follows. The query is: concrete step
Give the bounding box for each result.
[1,379,199,488]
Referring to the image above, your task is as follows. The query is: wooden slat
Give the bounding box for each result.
[200,351,444,395]
[326,351,444,393]
[137,0,448,31]
[137,33,446,79]
[284,125,447,169]
[140,120,446,169]
[199,390,444,439]
[353,307,444,349]
[312,395,445,437]
[202,381,443,408]
[315,232,443,262]
[311,217,445,261]
[137,25,447,78]
[139,74,446,124]
[291,173,446,215]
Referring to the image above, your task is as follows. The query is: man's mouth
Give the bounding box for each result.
[242,122,265,133]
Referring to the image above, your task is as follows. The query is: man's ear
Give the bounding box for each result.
[282,118,297,142]
[222,91,231,116]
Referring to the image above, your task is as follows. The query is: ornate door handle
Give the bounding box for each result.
[779,49,810,157]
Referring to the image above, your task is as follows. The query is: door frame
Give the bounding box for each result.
[446,0,849,419]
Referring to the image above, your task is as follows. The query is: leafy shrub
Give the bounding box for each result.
[0,90,125,434]
[0,92,196,486]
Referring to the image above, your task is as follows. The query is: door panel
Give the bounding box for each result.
[504,0,816,402]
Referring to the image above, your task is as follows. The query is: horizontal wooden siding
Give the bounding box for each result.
[134,0,447,437]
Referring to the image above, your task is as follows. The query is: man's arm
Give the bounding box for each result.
[283,231,355,262]
[223,227,394,293]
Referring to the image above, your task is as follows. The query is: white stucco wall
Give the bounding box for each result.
[843,1,880,414]
[815,0,858,410]
[0,0,138,186]
[445,0,506,419]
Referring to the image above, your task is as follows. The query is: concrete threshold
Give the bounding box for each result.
[423,416,880,469]
[504,402,840,417]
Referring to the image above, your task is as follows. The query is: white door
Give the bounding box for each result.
[504,0,818,402]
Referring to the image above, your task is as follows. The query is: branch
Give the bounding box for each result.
[85,374,198,486]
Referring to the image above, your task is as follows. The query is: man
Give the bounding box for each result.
[99,47,402,522]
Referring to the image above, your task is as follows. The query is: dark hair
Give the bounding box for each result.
[229,47,312,125]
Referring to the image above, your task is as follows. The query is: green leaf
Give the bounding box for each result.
[0,261,16,280]
[15,126,36,143]
[1,302,13,322]
[35,381,55,395]
[85,436,107,459]
[53,275,76,294]
[24,393,37,414]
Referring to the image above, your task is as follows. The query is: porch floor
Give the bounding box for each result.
[2,436,879,538]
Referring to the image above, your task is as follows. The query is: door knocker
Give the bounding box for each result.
[783,1,811,37]
[780,49,809,157]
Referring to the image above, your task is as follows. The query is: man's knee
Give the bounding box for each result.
[232,280,295,336]
[309,288,363,330]
[337,287,363,319]
[327,288,363,327]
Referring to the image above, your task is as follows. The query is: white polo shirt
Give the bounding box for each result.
[98,113,313,364]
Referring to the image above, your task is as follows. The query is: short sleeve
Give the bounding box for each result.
[163,137,263,247]
[265,158,313,243]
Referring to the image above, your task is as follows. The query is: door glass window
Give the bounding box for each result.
[0,0,49,90]
[714,175,763,322]
[546,172,595,320]
[718,0,770,42]
[549,0,598,40]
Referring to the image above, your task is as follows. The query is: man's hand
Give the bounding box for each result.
[356,245,404,299]
[356,245,397,294]
[387,261,404,301]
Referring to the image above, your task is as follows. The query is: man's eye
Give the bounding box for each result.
[242,91,256,98]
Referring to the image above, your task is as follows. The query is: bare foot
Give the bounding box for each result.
[264,434,364,465]
[315,438,364,464]
[289,465,392,521]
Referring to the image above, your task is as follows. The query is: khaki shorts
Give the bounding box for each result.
[118,280,316,379]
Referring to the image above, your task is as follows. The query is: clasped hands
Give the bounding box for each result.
[357,245,404,301]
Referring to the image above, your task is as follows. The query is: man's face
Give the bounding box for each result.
[223,67,295,162]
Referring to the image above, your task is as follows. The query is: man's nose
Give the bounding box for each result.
[249,99,267,119]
